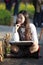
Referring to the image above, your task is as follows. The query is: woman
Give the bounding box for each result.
[13,0,20,15]
[4,0,12,11]
[33,0,41,27]
[11,10,40,58]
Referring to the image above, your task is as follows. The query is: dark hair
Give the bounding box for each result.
[18,10,32,40]
[18,10,30,25]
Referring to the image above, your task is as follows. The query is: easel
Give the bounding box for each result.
[9,41,33,57]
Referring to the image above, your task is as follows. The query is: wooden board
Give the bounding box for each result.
[9,41,33,46]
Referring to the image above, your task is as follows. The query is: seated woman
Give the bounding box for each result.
[11,10,40,58]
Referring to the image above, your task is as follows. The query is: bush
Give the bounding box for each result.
[0,9,11,26]
[26,4,35,18]
[19,2,26,11]
[0,3,35,25]
[11,2,35,17]
[0,3,6,10]
[0,3,12,26]
[19,3,35,18]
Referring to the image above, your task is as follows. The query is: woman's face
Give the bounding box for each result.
[16,14,25,25]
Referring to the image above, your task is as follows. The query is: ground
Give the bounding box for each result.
[0,44,43,65]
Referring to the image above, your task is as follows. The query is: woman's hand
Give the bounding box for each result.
[16,24,21,31]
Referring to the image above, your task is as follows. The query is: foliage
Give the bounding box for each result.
[19,2,26,11]
[11,2,35,17]
[19,2,35,18]
[0,2,35,25]
[0,9,11,25]
[26,3,35,18]
[0,3,6,10]
[0,3,12,25]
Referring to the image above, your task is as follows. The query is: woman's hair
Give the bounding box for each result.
[18,10,29,25]
[17,10,32,40]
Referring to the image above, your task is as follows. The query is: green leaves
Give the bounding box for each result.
[0,9,11,25]
[0,2,35,25]
[19,3,35,18]
[0,3,11,25]
[0,3,6,10]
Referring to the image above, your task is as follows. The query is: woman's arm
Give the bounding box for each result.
[30,23,38,44]
[29,23,39,53]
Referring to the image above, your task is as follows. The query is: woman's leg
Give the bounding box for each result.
[30,46,40,58]
[27,45,40,58]
[11,45,19,53]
